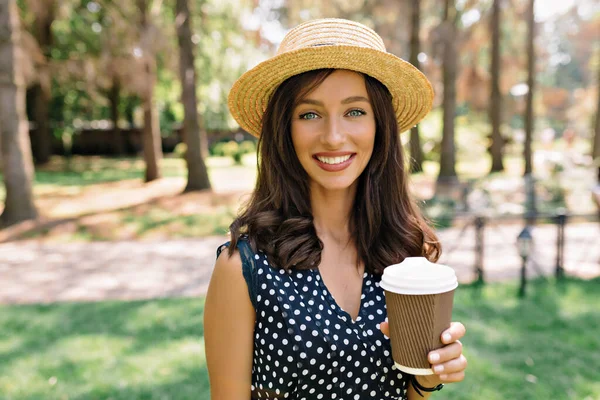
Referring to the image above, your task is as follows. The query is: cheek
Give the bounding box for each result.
[291,124,313,155]
[357,121,376,153]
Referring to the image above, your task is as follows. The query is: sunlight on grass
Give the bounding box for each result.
[1,279,599,399]
[444,278,600,400]
[0,297,207,400]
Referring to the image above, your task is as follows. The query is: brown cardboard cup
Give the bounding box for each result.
[380,257,458,375]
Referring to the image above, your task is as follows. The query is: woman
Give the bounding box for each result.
[205,18,467,399]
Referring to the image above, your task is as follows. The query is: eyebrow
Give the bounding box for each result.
[297,96,370,106]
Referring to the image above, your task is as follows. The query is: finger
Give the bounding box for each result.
[379,321,389,337]
[432,354,468,375]
[441,322,466,344]
[429,341,462,364]
[438,370,466,383]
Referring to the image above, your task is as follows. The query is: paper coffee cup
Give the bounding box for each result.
[380,257,458,375]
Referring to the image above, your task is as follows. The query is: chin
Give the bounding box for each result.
[313,177,359,192]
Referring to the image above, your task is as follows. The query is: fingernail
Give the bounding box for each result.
[433,365,444,373]
[430,353,440,362]
[443,333,452,342]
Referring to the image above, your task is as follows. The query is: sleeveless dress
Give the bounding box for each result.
[217,238,410,400]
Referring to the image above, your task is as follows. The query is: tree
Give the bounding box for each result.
[26,0,55,165]
[593,60,600,181]
[137,0,162,182]
[523,0,535,176]
[408,0,424,173]
[0,0,38,226]
[436,0,458,191]
[175,0,211,191]
[488,0,504,172]
[523,0,536,218]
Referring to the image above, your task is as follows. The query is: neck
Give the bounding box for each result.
[310,184,356,245]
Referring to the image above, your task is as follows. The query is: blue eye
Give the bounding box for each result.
[299,112,319,120]
[347,109,366,117]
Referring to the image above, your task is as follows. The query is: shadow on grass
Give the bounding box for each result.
[444,277,600,400]
[0,190,237,243]
[32,157,185,187]
[13,365,209,400]
[0,297,208,400]
[3,279,600,399]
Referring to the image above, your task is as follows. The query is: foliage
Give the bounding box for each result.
[210,140,256,164]
[1,279,599,399]
[13,0,599,143]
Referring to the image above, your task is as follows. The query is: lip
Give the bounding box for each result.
[312,152,356,172]
[313,151,355,157]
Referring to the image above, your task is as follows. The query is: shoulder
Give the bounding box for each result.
[213,242,244,282]
[207,243,254,313]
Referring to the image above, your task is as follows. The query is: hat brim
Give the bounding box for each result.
[228,45,434,137]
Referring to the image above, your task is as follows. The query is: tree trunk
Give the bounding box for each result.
[0,0,38,226]
[593,60,600,163]
[524,0,535,176]
[593,61,600,183]
[523,0,536,220]
[488,0,504,173]
[109,76,125,155]
[137,0,162,182]
[29,0,55,165]
[176,0,211,191]
[409,0,424,173]
[436,0,458,192]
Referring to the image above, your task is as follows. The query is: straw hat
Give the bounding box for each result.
[228,18,434,137]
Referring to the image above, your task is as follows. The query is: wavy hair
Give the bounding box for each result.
[229,69,441,273]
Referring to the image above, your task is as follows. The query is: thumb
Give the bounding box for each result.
[379,321,390,337]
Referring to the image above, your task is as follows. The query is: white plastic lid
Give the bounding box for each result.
[380,257,458,295]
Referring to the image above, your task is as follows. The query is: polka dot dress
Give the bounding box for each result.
[218,239,410,399]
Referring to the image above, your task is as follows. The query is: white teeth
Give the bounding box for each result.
[316,155,352,165]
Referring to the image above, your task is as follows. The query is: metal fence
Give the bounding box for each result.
[436,211,600,296]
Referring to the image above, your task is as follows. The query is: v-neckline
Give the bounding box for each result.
[314,268,369,324]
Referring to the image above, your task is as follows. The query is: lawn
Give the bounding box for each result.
[1,278,598,400]
[0,155,256,242]
[0,140,597,242]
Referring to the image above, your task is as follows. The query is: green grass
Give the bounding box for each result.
[1,278,599,399]
[444,278,600,400]
[0,154,257,201]
[0,297,208,400]
[120,207,237,238]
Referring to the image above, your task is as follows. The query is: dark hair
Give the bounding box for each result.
[229,69,441,273]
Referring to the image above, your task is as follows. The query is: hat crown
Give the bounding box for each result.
[277,18,387,56]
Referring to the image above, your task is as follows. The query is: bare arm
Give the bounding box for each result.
[204,249,255,400]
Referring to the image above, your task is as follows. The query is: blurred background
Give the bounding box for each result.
[0,0,599,399]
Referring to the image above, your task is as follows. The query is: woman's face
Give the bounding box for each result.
[291,70,376,194]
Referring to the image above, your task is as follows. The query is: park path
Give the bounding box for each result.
[1,222,598,305]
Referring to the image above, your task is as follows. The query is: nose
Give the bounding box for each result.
[321,116,346,148]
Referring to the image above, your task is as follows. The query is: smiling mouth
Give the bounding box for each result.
[314,154,353,165]
[312,153,356,172]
